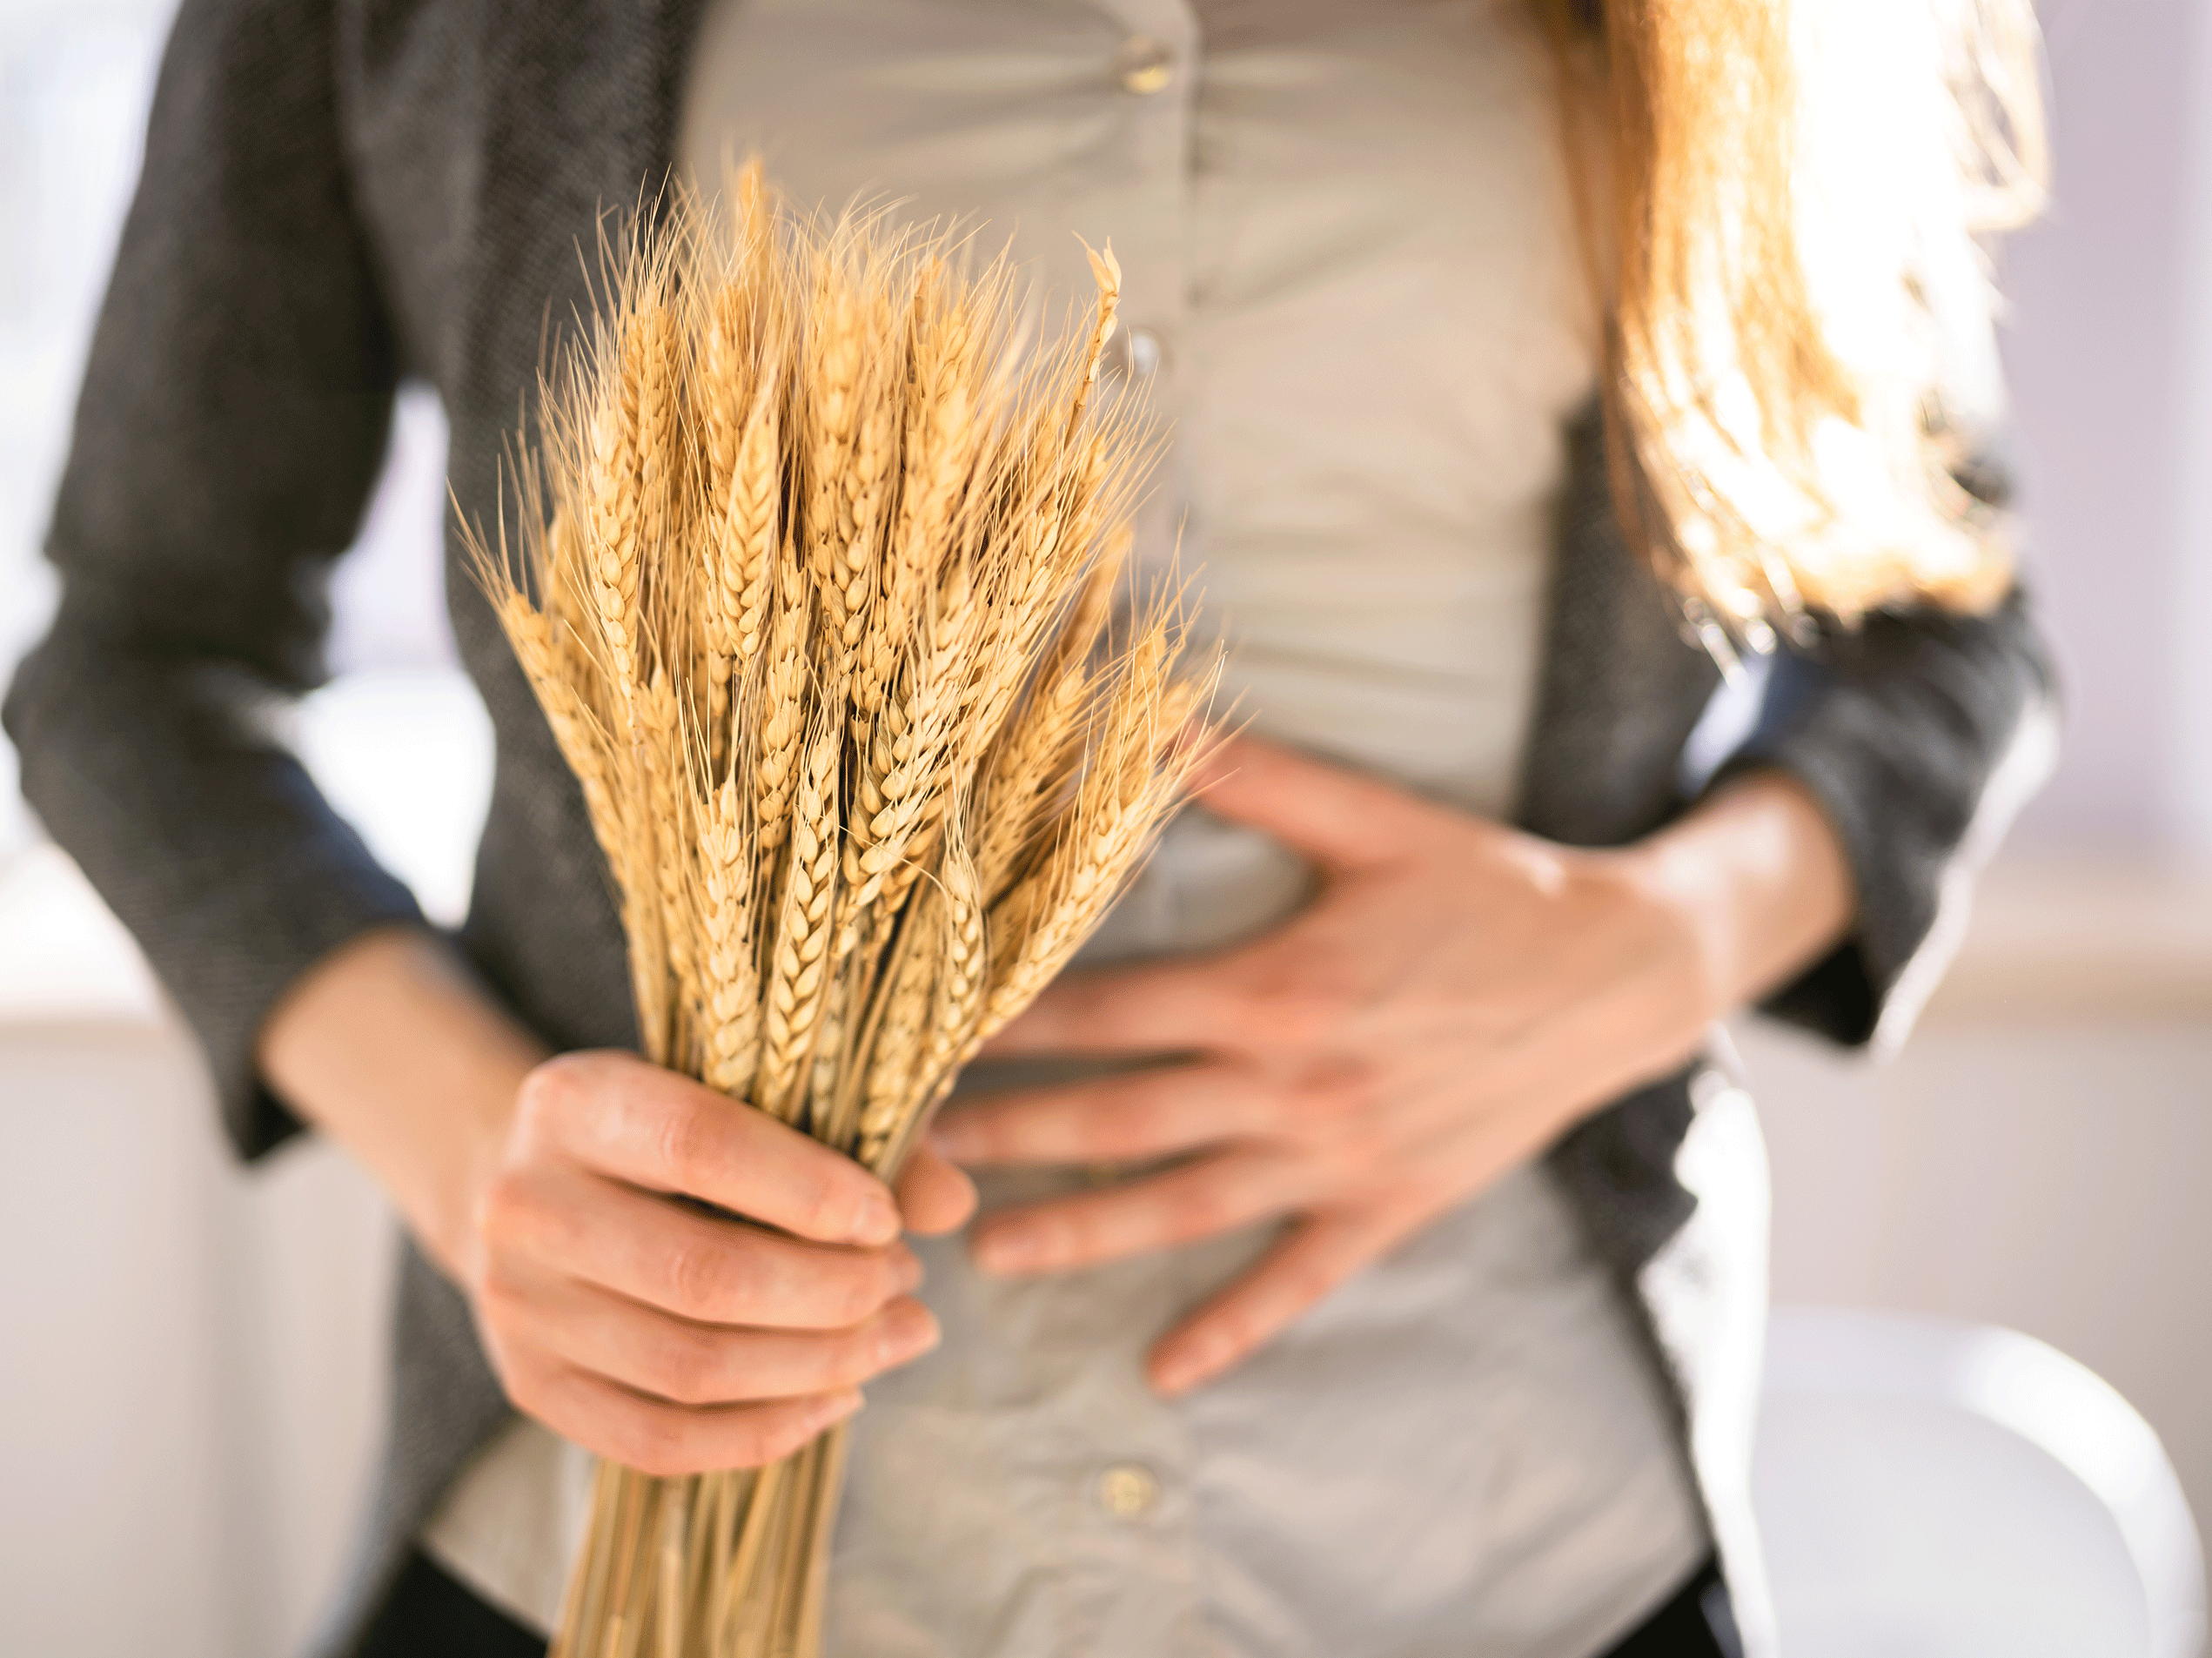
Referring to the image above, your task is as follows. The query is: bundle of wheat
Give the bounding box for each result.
[469,164,1214,1658]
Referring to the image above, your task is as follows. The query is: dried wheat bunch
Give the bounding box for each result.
[469,163,1216,1658]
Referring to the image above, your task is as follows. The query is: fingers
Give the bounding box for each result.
[516,1051,902,1246]
[1147,1206,1418,1395]
[484,1160,921,1330]
[982,961,1247,1057]
[503,1353,866,1478]
[930,1062,1271,1167]
[1191,735,1435,872]
[493,1266,942,1406]
[1141,1091,1570,1394]
[969,1150,1301,1275]
[980,909,1393,1062]
[895,1143,977,1236]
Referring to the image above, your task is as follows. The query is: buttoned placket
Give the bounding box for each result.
[1084,0,1198,590]
[1037,7,1223,1654]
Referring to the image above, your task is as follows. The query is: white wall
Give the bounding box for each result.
[0,1017,391,1657]
[2002,0,2212,850]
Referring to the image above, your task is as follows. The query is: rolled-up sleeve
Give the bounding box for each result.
[1718,583,2061,1051]
[3,0,425,1158]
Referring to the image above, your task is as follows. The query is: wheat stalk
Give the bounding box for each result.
[469,160,1216,1658]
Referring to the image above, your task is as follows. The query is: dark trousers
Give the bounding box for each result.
[359,1548,1741,1658]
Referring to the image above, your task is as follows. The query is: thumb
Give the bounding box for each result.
[1190,735,1433,872]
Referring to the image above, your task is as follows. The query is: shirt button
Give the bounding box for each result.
[1096,1462,1161,1519]
[1123,326,1165,378]
[1116,37,1176,95]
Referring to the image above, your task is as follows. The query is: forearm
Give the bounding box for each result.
[256,925,546,1278]
[1624,769,1857,1019]
[1722,590,2057,1045]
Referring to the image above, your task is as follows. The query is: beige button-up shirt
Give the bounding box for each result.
[425,3,1712,1651]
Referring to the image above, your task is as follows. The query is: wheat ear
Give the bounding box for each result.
[750,547,810,859]
[698,776,761,1101]
[757,706,841,1121]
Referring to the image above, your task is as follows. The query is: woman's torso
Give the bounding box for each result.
[425,4,1710,1653]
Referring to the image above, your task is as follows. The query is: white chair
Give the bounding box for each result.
[1754,1305,2206,1658]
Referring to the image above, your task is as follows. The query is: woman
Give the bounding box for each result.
[4,2,2054,1655]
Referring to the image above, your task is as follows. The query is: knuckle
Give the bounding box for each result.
[515,1053,591,1135]
[1327,1119,1395,1171]
[473,1258,530,1320]
[727,1413,791,1470]
[618,1408,696,1479]
[825,1326,884,1387]
[1282,1057,1376,1131]
[1170,1181,1241,1240]
[663,1235,734,1319]
[1279,1084,1340,1135]
[1234,978,1339,1045]
[650,1096,714,1188]
[787,1162,853,1240]
[474,1165,534,1242]
[493,1352,547,1418]
[650,1327,728,1406]
[1116,1087,1185,1151]
[832,1262,892,1327]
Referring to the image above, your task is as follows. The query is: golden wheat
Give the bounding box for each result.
[470,161,1215,1658]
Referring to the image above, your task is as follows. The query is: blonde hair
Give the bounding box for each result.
[1543,0,2047,636]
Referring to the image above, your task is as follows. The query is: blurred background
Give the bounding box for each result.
[1,1,2205,1654]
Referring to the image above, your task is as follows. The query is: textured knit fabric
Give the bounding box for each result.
[1,3,2058,1655]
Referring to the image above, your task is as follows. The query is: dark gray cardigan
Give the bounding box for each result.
[3,2,2056,1653]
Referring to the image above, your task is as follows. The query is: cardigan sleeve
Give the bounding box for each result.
[1714,579,2061,1051]
[2,0,426,1158]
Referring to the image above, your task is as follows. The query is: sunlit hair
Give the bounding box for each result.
[1538,0,2048,639]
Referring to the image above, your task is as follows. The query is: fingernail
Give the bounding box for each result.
[851,1191,902,1246]
[877,1302,942,1365]
[815,1388,865,1431]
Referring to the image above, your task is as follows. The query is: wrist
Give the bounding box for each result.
[1619,769,1856,1017]
[408,1012,540,1283]
[258,926,545,1281]
[1611,831,1737,1027]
